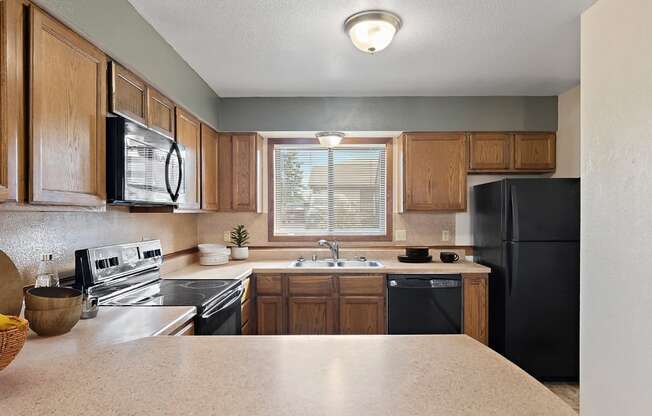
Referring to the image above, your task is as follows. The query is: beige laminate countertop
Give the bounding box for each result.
[0,335,574,416]
[7,306,196,371]
[163,259,491,281]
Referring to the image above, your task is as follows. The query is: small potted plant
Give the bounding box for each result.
[230,224,250,260]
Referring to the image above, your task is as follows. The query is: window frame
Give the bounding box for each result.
[267,137,393,242]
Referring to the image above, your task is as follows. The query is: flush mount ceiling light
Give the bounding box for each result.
[316,131,345,147]
[344,10,402,54]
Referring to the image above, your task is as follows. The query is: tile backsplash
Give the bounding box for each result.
[0,207,197,283]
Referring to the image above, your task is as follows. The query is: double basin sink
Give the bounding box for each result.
[289,259,383,268]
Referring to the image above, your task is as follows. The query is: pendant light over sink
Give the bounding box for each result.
[344,10,402,54]
[316,131,345,147]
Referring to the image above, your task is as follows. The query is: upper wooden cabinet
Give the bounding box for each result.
[218,133,257,212]
[0,0,25,204]
[514,133,556,171]
[403,133,467,211]
[30,7,106,206]
[146,87,175,139]
[468,132,556,173]
[200,123,219,211]
[109,62,147,126]
[175,107,201,210]
[468,133,512,171]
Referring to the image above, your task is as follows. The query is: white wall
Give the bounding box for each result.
[455,85,581,245]
[581,0,652,414]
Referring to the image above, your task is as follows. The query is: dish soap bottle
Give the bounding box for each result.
[34,254,59,288]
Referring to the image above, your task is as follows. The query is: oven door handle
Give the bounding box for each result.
[165,142,183,202]
[201,285,244,319]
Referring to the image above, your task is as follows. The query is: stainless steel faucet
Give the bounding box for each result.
[318,239,340,261]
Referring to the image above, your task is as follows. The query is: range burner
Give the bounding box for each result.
[178,280,231,290]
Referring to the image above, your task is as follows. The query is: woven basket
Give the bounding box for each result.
[0,320,28,371]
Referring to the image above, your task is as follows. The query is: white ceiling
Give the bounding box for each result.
[128,0,595,97]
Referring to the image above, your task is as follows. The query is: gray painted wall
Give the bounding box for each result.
[35,0,220,129]
[218,96,558,132]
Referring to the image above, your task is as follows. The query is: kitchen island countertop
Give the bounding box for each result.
[0,334,574,415]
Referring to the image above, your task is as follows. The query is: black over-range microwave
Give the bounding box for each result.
[107,116,187,206]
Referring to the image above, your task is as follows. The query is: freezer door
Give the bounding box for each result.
[506,179,580,242]
[505,241,579,380]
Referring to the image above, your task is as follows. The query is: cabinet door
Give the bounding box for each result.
[468,133,512,171]
[217,134,233,210]
[231,134,257,211]
[514,133,555,171]
[403,133,466,211]
[30,7,106,206]
[175,108,201,210]
[257,296,286,335]
[109,62,147,126]
[146,87,175,139]
[288,296,336,335]
[463,274,488,345]
[200,123,219,211]
[340,296,385,334]
[0,0,25,203]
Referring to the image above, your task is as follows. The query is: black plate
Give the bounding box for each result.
[397,255,433,263]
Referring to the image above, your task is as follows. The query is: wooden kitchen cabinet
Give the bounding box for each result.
[514,133,556,171]
[30,6,107,206]
[218,133,257,212]
[340,296,385,334]
[257,296,286,335]
[0,0,25,204]
[403,133,467,211]
[175,107,201,210]
[288,296,336,335]
[109,62,147,126]
[463,274,488,345]
[468,133,512,171]
[200,123,219,211]
[146,87,175,139]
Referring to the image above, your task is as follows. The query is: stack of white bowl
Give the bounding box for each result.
[198,244,231,266]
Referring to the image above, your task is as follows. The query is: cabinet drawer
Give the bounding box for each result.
[339,275,385,295]
[241,298,251,325]
[256,274,283,295]
[241,277,252,302]
[288,275,334,296]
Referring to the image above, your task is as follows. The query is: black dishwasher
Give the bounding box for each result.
[387,274,462,334]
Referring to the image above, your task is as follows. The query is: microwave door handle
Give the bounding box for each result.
[165,142,183,202]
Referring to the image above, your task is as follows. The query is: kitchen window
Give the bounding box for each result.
[269,138,393,241]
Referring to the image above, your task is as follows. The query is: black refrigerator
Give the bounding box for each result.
[472,178,579,381]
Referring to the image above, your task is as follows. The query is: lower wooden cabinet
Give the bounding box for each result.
[340,296,385,334]
[288,297,336,335]
[256,295,286,335]
[463,274,489,345]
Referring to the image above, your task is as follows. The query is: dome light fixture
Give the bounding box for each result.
[316,131,345,147]
[344,10,402,54]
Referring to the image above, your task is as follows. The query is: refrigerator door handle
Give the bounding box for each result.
[509,244,519,296]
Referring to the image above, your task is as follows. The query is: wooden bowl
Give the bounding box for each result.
[0,318,29,371]
[24,287,82,336]
[25,287,82,311]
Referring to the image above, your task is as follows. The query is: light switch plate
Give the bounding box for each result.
[223,231,230,243]
[441,230,450,242]
[395,230,407,241]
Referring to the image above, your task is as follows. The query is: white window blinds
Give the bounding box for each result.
[273,144,387,237]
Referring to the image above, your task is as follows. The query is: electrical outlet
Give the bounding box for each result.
[441,230,450,242]
[395,230,407,241]
[223,231,230,243]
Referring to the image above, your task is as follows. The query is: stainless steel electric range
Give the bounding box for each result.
[74,240,243,335]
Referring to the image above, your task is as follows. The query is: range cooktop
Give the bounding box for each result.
[104,279,239,309]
